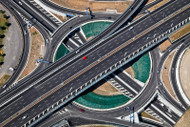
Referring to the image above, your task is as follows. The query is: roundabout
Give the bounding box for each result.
[54,20,151,110]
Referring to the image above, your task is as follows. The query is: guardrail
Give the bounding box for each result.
[0,0,145,108]
[22,15,190,127]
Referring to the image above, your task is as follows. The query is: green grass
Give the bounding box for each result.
[81,21,112,38]
[32,31,38,35]
[75,92,130,109]
[54,44,69,61]
[0,56,4,63]
[0,74,10,87]
[132,53,150,83]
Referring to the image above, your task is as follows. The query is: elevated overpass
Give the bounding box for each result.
[0,0,190,127]
[0,0,145,102]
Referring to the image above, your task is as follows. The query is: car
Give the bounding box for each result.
[129,26,133,30]
[2,85,6,89]
[80,109,85,112]
[22,115,27,120]
[82,56,87,60]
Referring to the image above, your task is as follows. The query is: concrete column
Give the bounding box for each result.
[185,19,188,23]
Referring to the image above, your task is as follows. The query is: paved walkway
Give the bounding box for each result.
[0,5,23,78]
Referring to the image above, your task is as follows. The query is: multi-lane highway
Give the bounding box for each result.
[0,0,190,126]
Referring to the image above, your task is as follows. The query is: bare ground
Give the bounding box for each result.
[0,74,10,87]
[148,0,169,12]
[179,48,190,99]
[51,12,67,22]
[161,51,178,100]
[124,66,135,78]
[93,81,122,96]
[18,27,45,80]
[175,107,190,127]
[86,36,94,41]
[170,24,190,42]
[159,39,171,52]
[51,0,132,13]
[141,112,161,122]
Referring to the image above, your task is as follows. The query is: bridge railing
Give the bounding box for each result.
[22,15,190,127]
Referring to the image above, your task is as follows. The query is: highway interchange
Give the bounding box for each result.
[0,0,190,127]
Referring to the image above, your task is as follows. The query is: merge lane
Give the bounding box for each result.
[0,0,187,108]
[13,0,56,32]
[3,6,190,126]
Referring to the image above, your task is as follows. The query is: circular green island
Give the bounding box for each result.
[54,21,151,110]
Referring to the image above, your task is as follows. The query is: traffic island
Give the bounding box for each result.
[54,21,151,110]
[18,27,45,80]
[161,51,178,100]
[179,48,190,100]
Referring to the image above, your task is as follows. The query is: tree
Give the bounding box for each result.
[0,34,5,38]
[4,22,11,27]
[0,26,6,30]
[3,14,10,19]
[0,10,5,13]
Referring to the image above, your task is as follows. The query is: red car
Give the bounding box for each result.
[82,56,87,60]
[80,109,85,112]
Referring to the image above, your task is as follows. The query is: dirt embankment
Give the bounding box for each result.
[175,107,190,127]
[93,81,121,96]
[159,40,171,52]
[18,27,45,80]
[161,51,178,100]
[170,24,190,42]
[51,0,132,13]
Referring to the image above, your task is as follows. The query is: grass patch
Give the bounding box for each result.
[132,53,150,83]
[75,92,130,109]
[32,31,38,35]
[81,21,112,38]
[0,74,10,87]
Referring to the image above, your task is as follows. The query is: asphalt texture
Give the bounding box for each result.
[0,0,190,126]
[1,1,190,127]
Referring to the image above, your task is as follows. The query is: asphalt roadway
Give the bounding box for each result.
[1,0,190,126]
[0,0,185,109]
[12,0,61,33]
[0,0,50,96]
[38,111,149,127]
[170,34,190,109]
[157,34,190,111]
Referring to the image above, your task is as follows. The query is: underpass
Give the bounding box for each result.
[0,0,190,126]
[1,4,190,127]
